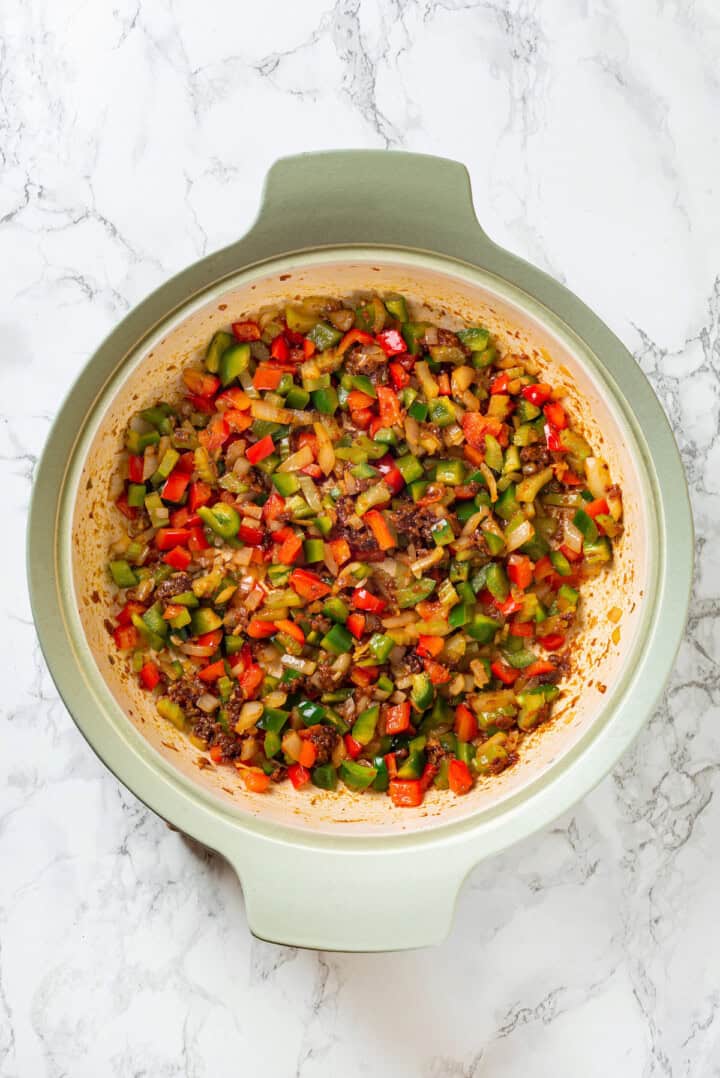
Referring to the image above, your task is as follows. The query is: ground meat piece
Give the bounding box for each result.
[155,572,193,602]
[308,613,332,636]
[166,676,205,717]
[191,714,217,744]
[306,724,340,765]
[269,763,288,783]
[313,665,341,692]
[391,503,443,549]
[363,613,383,633]
[224,606,249,632]
[519,445,552,474]
[343,345,388,383]
[399,650,424,675]
[332,496,381,558]
[435,327,470,356]
[214,731,244,759]
[425,738,448,768]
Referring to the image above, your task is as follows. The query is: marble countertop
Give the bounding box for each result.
[1,0,718,1074]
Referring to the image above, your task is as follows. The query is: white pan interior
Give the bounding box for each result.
[71,253,649,836]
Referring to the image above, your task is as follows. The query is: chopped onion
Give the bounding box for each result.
[585,456,611,500]
[451,365,475,395]
[299,475,322,512]
[134,576,155,603]
[281,654,317,675]
[197,693,220,713]
[410,546,444,574]
[250,399,293,424]
[281,730,303,762]
[479,463,497,502]
[443,423,465,447]
[461,507,489,536]
[264,690,288,709]
[382,612,417,628]
[179,642,217,657]
[323,546,339,576]
[505,519,535,552]
[404,415,420,455]
[234,701,263,734]
[240,736,258,761]
[242,501,263,520]
[277,445,313,473]
[231,546,255,566]
[563,519,585,554]
[313,422,336,475]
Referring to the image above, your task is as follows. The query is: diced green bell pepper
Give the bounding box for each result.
[573,508,598,543]
[312,763,338,790]
[467,613,501,643]
[408,400,429,422]
[394,453,424,484]
[384,294,408,322]
[109,560,138,588]
[427,397,457,427]
[312,387,339,414]
[219,343,251,387]
[410,672,434,711]
[197,504,240,539]
[431,519,455,546]
[456,327,490,352]
[190,607,223,635]
[303,539,325,563]
[368,633,395,663]
[307,322,342,351]
[397,578,436,608]
[205,330,234,374]
[321,623,353,654]
[272,473,300,496]
[157,697,185,730]
[297,699,326,725]
[434,460,466,486]
[285,385,310,410]
[323,597,349,624]
[127,483,147,508]
[352,705,380,746]
[340,760,378,790]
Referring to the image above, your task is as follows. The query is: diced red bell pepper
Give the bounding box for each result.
[346,612,366,640]
[198,659,227,683]
[496,594,524,617]
[454,704,478,742]
[585,497,609,518]
[507,553,534,590]
[389,779,424,808]
[187,527,210,553]
[423,657,451,685]
[376,328,406,356]
[270,335,290,363]
[416,635,445,659]
[521,383,553,406]
[247,619,277,640]
[297,432,319,458]
[253,364,284,391]
[524,660,558,678]
[170,507,200,529]
[209,745,224,764]
[246,435,275,464]
[347,389,376,412]
[278,531,304,565]
[288,762,310,789]
[303,337,316,359]
[231,320,261,342]
[544,401,568,430]
[534,555,554,582]
[538,633,566,651]
[155,528,191,551]
[352,588,386,615]
[384,701,411,735]
[350,666,379,688]
[437,372,451,396]
[196,629,223,651]
[188,481,212,513]
[546,420,564,449]
[225,409,254,433]
[377,385,402,427]
[351,407,373,430]
[365,509,396,551]
[139,660,161,690]
[327,538,351,567]
[388,362,410,390]
[289,568,331,601]
[215,387,251,411]
[259,495,283,527]
[559,543,584,563]
[115,493,138,520]
[376,454,404,494]
[163,546,192,571]
[274,619,305,645]
[161,468,191,504]
[116,600,146,626]
[491,660,520,685]
[490,372,510,395]
[239,663,264,699]
[298,740,317,768]
[509,619,534,638]
[461,412,509,449]
[301,462,323,479]
[183,369,220,397]
[113,624,139,651]
[238,523,264,547]
[384,752,398,779]
[337,329,375,355]
[239,767,271,792]
[199,414,230,453]
[448,759,473,795]
[344,734,363,760]
[186,393,217,415]
[128,454,144,483]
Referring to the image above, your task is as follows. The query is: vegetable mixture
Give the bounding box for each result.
[107,293,623,807]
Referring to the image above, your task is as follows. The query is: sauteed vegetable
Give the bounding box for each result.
[107,293,623,806]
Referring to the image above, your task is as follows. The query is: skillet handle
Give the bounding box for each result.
[223,834,469,952]
[244,150,494,262]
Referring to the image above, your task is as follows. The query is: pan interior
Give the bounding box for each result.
[68,252,650,836]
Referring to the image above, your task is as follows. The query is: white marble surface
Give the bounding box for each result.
[1,0,718,1074]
